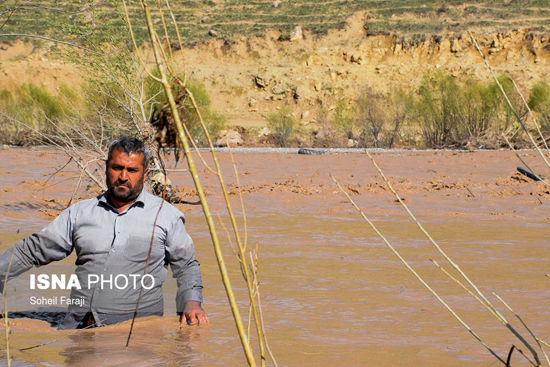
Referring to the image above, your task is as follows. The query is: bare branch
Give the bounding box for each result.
[330,173,507,365]
[0,33,105,55]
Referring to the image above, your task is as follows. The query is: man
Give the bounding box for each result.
[0,137,207,329]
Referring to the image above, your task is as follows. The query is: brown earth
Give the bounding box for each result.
[1,11,549,132]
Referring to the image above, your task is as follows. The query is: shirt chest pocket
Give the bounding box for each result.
[73,222,113,258]
[122,230,165,263]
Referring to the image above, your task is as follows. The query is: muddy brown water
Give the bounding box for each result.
[0,147,548,366]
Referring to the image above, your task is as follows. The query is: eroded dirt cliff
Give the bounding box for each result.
[1,11,549,129]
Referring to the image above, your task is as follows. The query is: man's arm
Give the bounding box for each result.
[0,208,74,292]
[165,214,208,325]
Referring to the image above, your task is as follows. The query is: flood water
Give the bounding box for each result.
[0,147,548,366]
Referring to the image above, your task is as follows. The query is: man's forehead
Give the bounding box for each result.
[109,149,145,164]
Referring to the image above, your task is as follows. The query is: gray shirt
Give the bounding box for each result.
[0,189,203,329]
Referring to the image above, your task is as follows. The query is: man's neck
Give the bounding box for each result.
[107,193,137,214]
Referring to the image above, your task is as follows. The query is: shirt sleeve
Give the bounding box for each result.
[0,207,74,292]
[165,213,203,312]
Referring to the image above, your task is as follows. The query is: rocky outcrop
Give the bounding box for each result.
[215,130,243,147]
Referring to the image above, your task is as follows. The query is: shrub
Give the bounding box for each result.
[20,83,63,122]
[331,99,355,141]
[460,78,495,137]
[351,88,412,149]
[0,83,70,145]
[387,89,412,148]
[410,71,510,148]
[267,108,298,147]
[528,80,550,111]
[486,75,528,132]
[182,80,226,145]
[313,105,341,147]
[528,80,550,133]
[355,88,389,148]
[413,71,463,147]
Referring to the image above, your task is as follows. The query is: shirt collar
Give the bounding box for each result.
[98,189,147,212]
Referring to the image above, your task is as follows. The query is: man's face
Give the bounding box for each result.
[106,148,148,204]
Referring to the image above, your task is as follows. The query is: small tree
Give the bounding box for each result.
[355,88,388,148]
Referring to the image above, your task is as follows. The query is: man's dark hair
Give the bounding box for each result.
[107,137,150,168]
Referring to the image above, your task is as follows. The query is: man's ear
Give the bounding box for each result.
[144,167,150,177]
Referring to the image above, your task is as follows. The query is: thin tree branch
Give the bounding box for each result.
[493,293,550,367]
[330,174,507,365]
[363,149,541,365]
[2,247,16,367]
[0,33,105,55]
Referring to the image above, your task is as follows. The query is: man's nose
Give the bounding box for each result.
[119,169,129,181]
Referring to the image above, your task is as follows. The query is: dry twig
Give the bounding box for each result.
[493,293,550,367]
[132,1,261,364]
[2,248,16,367]
[330,174,506,365]
[363,149,542,365]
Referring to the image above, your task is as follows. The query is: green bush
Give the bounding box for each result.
[0,83,70,144]
[20,83,63,122]
[460,78,495,137]
[486,75,527,132]
[528,80,550,111]
[331,99,355,141]
[267,108,298,147]
[410,71,510,148]
[528,80,550,133]
[387,89,412,148]
[414,71,463,147]
[182,80,226,145]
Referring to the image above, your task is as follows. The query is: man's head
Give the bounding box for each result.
[105,137,150,206]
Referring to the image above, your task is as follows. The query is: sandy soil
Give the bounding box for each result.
[0,147,549,366]
[1,13,549,129]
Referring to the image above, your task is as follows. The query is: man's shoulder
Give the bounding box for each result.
[67,195,102,210]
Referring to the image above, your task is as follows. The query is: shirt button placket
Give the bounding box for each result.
[106,214,119,271]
